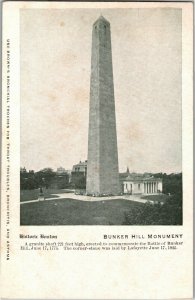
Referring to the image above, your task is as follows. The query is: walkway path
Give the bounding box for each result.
[20,193,148,205]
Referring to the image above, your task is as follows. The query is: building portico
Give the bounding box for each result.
[122,175,162,195]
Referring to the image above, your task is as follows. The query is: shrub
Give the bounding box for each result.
[123,193,182,225]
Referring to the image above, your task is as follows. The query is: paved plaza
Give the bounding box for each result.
[20,192,148,205]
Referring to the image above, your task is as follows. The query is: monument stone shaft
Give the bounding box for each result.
[86,16,120,195]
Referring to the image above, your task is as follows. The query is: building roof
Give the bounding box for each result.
[122,174,162,182]
[73,160,87,166]
[72,161,87,170]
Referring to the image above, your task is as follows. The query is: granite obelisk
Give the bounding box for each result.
[86,16,120,196]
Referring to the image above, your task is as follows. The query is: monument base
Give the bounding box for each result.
[85,192,122,197]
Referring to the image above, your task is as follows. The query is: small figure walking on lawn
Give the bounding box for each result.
[38,187,45,201]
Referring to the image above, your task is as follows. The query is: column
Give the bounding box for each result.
[86,16,120,195]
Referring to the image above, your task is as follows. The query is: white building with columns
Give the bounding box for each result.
[122,175,162,195]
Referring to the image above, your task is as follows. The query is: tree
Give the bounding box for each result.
[123,194,182,225]
[153,172,182,195]
[20,170,37,190]
[35,168,56,188]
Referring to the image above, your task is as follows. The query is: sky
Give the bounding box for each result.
[20,8,182,173]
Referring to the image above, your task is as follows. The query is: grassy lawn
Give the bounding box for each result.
[141,194,170,203]
[20,189,73,202]
[20,198,144,225]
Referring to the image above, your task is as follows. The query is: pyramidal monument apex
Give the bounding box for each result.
[86,16,121,196]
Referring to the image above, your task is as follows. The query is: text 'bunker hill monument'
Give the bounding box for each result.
[86,16,120,196]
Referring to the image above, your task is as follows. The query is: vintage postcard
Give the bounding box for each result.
[1,1,193,299]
